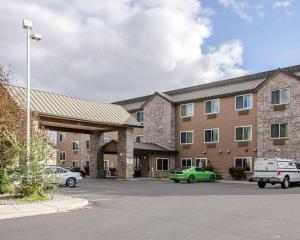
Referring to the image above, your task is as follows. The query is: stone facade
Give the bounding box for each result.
[117,128,134,179]
[90,131,104,178]
[257,72,300,159]
[143,94,176,149]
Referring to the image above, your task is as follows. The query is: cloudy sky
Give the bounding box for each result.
[0,0,299,102]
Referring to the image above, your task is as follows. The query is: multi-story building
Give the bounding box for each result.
[56,64,300,179]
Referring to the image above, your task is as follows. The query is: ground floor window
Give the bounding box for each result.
[156,158,169,171]
[234,157,252,171]
[85,160,90,168]
[104,160,109,170]
[59,151,66,161]
[72,160,79,168]
[181,158,192,167]
[195,158,207,168]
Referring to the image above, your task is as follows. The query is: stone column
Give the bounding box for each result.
[90,130,105,178]
[118,127,134,179]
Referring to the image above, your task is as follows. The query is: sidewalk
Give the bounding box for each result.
[0,195,88,220]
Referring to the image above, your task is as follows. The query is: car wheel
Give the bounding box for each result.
[174,180,180,183]
[210,175,216,183]
[258,182,266,189]
[281,176,289,189]
[187,175,195,184]
[66,177,76,188]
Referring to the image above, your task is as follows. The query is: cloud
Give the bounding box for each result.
[0,0,246,102]
[218,0,253,22]
[273,1,292,8]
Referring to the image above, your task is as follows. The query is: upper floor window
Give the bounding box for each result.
[205,99,220,114]
[59,151,66,161]
[85,140,90,150]
[181,158,192,167]
[235,125,252,141]
[180,103,194,117]
[136,135,143,143]
[59,133,66,142]
[271,123,288,139]
[204,128,219,143]
[136,111,144,123]
[235,94,252,110]
[72,141,79,151]
[180,131,193,144]
[103,137,110,144]
[271,88,290,105]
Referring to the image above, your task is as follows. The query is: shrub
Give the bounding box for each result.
[0,168,14,194]
[1,129,58,197]
[229,167,245,180]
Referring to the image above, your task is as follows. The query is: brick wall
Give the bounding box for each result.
[257,72,300,160]
[175,95,258,175]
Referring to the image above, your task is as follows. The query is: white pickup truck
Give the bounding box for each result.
[253,158,300,189]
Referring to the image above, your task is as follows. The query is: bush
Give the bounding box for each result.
[229,167,245,180]
[0,168,14,194]
[1,129,58,197]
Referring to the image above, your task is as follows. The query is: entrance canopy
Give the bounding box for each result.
[102,140,177,155]
[3,84,142,133]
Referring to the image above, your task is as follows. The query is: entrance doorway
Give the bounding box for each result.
[133,156,142,177]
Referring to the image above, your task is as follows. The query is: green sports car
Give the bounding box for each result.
[170,167,216,183]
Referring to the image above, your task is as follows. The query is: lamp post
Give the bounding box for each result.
[22,19,42,161]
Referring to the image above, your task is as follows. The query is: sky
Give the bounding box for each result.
[0,0,299,102]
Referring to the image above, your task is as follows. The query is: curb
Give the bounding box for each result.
[0,197,88,220]
[217,180,255,184]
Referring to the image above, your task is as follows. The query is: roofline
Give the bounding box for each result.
[113,64,300,105]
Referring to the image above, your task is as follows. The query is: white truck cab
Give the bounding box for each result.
[253,158,300,189]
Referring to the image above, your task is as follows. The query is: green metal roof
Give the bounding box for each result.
[3,84,142,128]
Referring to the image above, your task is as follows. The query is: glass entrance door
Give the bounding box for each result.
[133,156,142,177]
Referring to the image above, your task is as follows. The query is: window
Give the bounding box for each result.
[59,151,66,161]
[85,140,90,150]
[59,133,66,142]
[204,129,219,143]
[195,158,207,168]
[234,157,252,171]
[205,99,220,114]
[180,103,194,117]
[136,111,144,123]
[181,158,192,167]
[235,94,252,110]
[103,137,110,144]
[85,160,90,168]
[235,126,252,141]
[135,135,143,143]
[271,123,288,139]
[271,88,290,105]
[72,141,79,151]
[156,158,169,171]
[180,131,193,144]
[72,160,79,168]
[104,160,109,170]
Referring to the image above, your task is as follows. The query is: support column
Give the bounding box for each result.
[117,127,134,179]
[90,130,105,178]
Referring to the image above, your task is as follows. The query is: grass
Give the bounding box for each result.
[17,191,48,203]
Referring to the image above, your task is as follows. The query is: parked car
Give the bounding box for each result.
[170,167,216,183]
[65,167,86,177]
[45,166,83,188]
[253,158,300,189]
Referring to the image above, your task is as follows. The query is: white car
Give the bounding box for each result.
[253,158,300,189]
[45,166,83,188]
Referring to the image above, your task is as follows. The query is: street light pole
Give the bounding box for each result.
[22,19,42,162]
[26,25,31,162]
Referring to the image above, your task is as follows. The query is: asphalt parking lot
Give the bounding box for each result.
[1,178,300,240]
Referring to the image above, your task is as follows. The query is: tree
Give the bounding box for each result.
[0,65,27,167]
